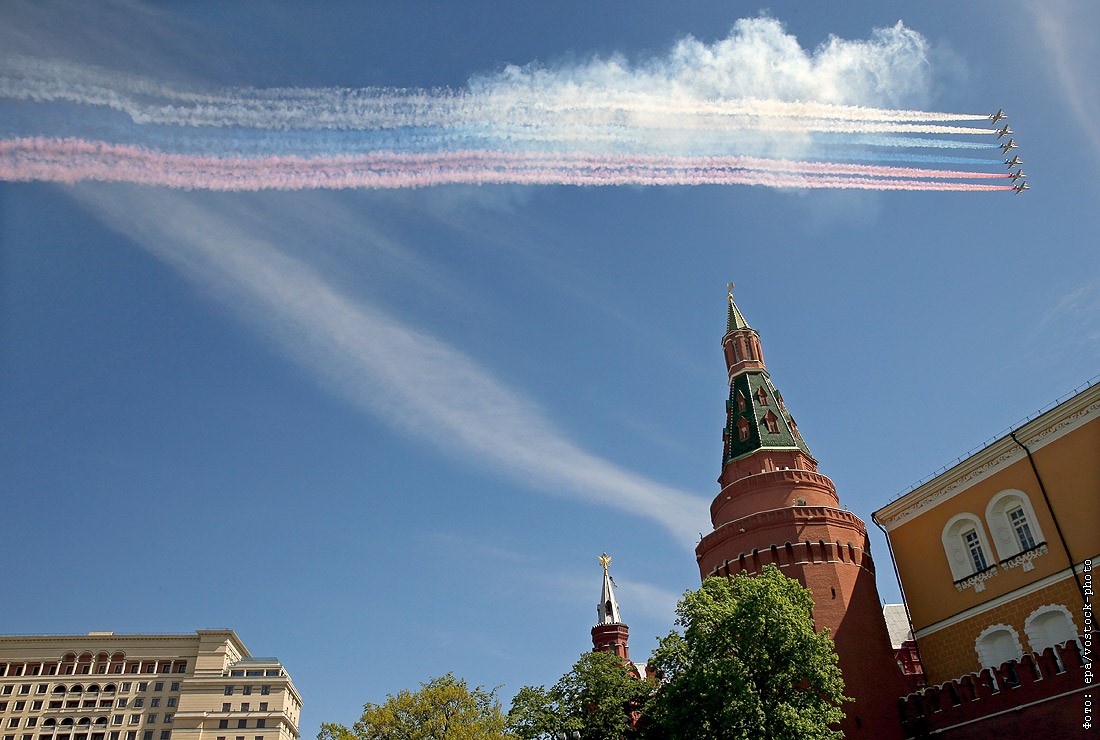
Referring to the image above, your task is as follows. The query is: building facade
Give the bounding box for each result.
[873,381,1096,735]
[0,632,301,740]
[695,290,908,738]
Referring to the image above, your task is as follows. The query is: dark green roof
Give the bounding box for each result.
[726,295,752,333]
[723,371,813,464]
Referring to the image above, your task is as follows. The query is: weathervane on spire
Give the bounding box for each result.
[599,552,612,576]
[727,281,736,303]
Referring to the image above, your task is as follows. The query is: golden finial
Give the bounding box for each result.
[727,281,736,304]
[598,552,612,575]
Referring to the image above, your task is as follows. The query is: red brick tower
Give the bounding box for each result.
[591,552,630,661]
[695,288,906,738]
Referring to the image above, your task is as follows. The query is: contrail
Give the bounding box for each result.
[0,17,1022,192]
[0,55,993,132]
[0,138,1013,191]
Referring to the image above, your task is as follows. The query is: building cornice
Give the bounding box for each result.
[874,383,1100,530]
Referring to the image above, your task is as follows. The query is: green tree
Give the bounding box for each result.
[507,651,656,739]
[319,673,513,740]
[649,566,848,740]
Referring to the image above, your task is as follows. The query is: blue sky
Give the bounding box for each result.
[2,0,1098,734]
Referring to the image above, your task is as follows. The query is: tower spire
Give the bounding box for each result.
[596,553,622,625]
[726,282,751,333]
[591,553,630,660]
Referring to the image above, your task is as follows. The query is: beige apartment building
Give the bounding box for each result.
[0,631,300,740]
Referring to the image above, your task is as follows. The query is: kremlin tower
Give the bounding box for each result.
[695,287,907,738]
[591,553,631,661]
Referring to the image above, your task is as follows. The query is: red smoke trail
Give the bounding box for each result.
[0,138,1014,191]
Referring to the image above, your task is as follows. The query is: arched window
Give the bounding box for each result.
[763,411,779,434]
[1025,605,1079,652]
[986,489,1046,562]
[736,417,750,442]
[975,624,1023,669]
[756,387,768,406]
[941,513,995,582]
[736,391,747,412]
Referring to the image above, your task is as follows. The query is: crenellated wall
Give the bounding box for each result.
[898,640,1086,739]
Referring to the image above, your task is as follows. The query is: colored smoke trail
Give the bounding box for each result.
[0,138,1014,191]
[0,17,1023,192]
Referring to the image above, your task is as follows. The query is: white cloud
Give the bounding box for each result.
[67,185,708,544]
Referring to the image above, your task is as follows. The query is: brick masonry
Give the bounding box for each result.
[916,575,1084,685]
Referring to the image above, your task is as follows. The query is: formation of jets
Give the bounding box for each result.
[990,110,1028,194]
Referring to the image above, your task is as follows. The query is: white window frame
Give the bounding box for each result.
[941,513,995,581]
[985,489,1045,561]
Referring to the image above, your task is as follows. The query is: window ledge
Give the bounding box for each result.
[954,565,999,592]
[999,542,1048,572]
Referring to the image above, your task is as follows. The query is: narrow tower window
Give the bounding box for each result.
[763,411,779,434]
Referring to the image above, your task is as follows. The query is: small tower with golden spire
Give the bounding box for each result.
[591,553,630,660]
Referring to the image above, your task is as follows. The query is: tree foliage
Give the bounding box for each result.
[319,673,512,740]
[506,651,656,739]
[648,566,848,740]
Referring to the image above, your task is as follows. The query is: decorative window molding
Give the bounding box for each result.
[985,489,1046,562]
[999,541,1048,571]
[763,411,779,434]
[736,418,750,441]
[942,513,997,587]
[954,565,998,592]
[1024,604,1080,653]
[975,623,1023,669]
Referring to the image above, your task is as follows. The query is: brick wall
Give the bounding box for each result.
[899,640,1086,739]
[916,576,1083,684]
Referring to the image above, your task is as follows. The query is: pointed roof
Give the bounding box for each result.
[721,287,815,465]
[726,283,752,334]
[596,553,622,625]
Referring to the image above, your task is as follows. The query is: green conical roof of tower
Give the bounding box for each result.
[721,286,814,465]
[726,294,751,333]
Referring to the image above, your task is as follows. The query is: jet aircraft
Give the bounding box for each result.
[989,109,1006,124]
[1013,182,1030,194]
[1005,155,1023,168]
[1000,138,1017,153]
[996,124,1013,139]
[1009,169,1026,182]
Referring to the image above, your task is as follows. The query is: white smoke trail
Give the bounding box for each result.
[0,18,978,134]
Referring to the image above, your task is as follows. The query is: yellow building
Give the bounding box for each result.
[0,632,301,740]
[873,381,1097,685]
